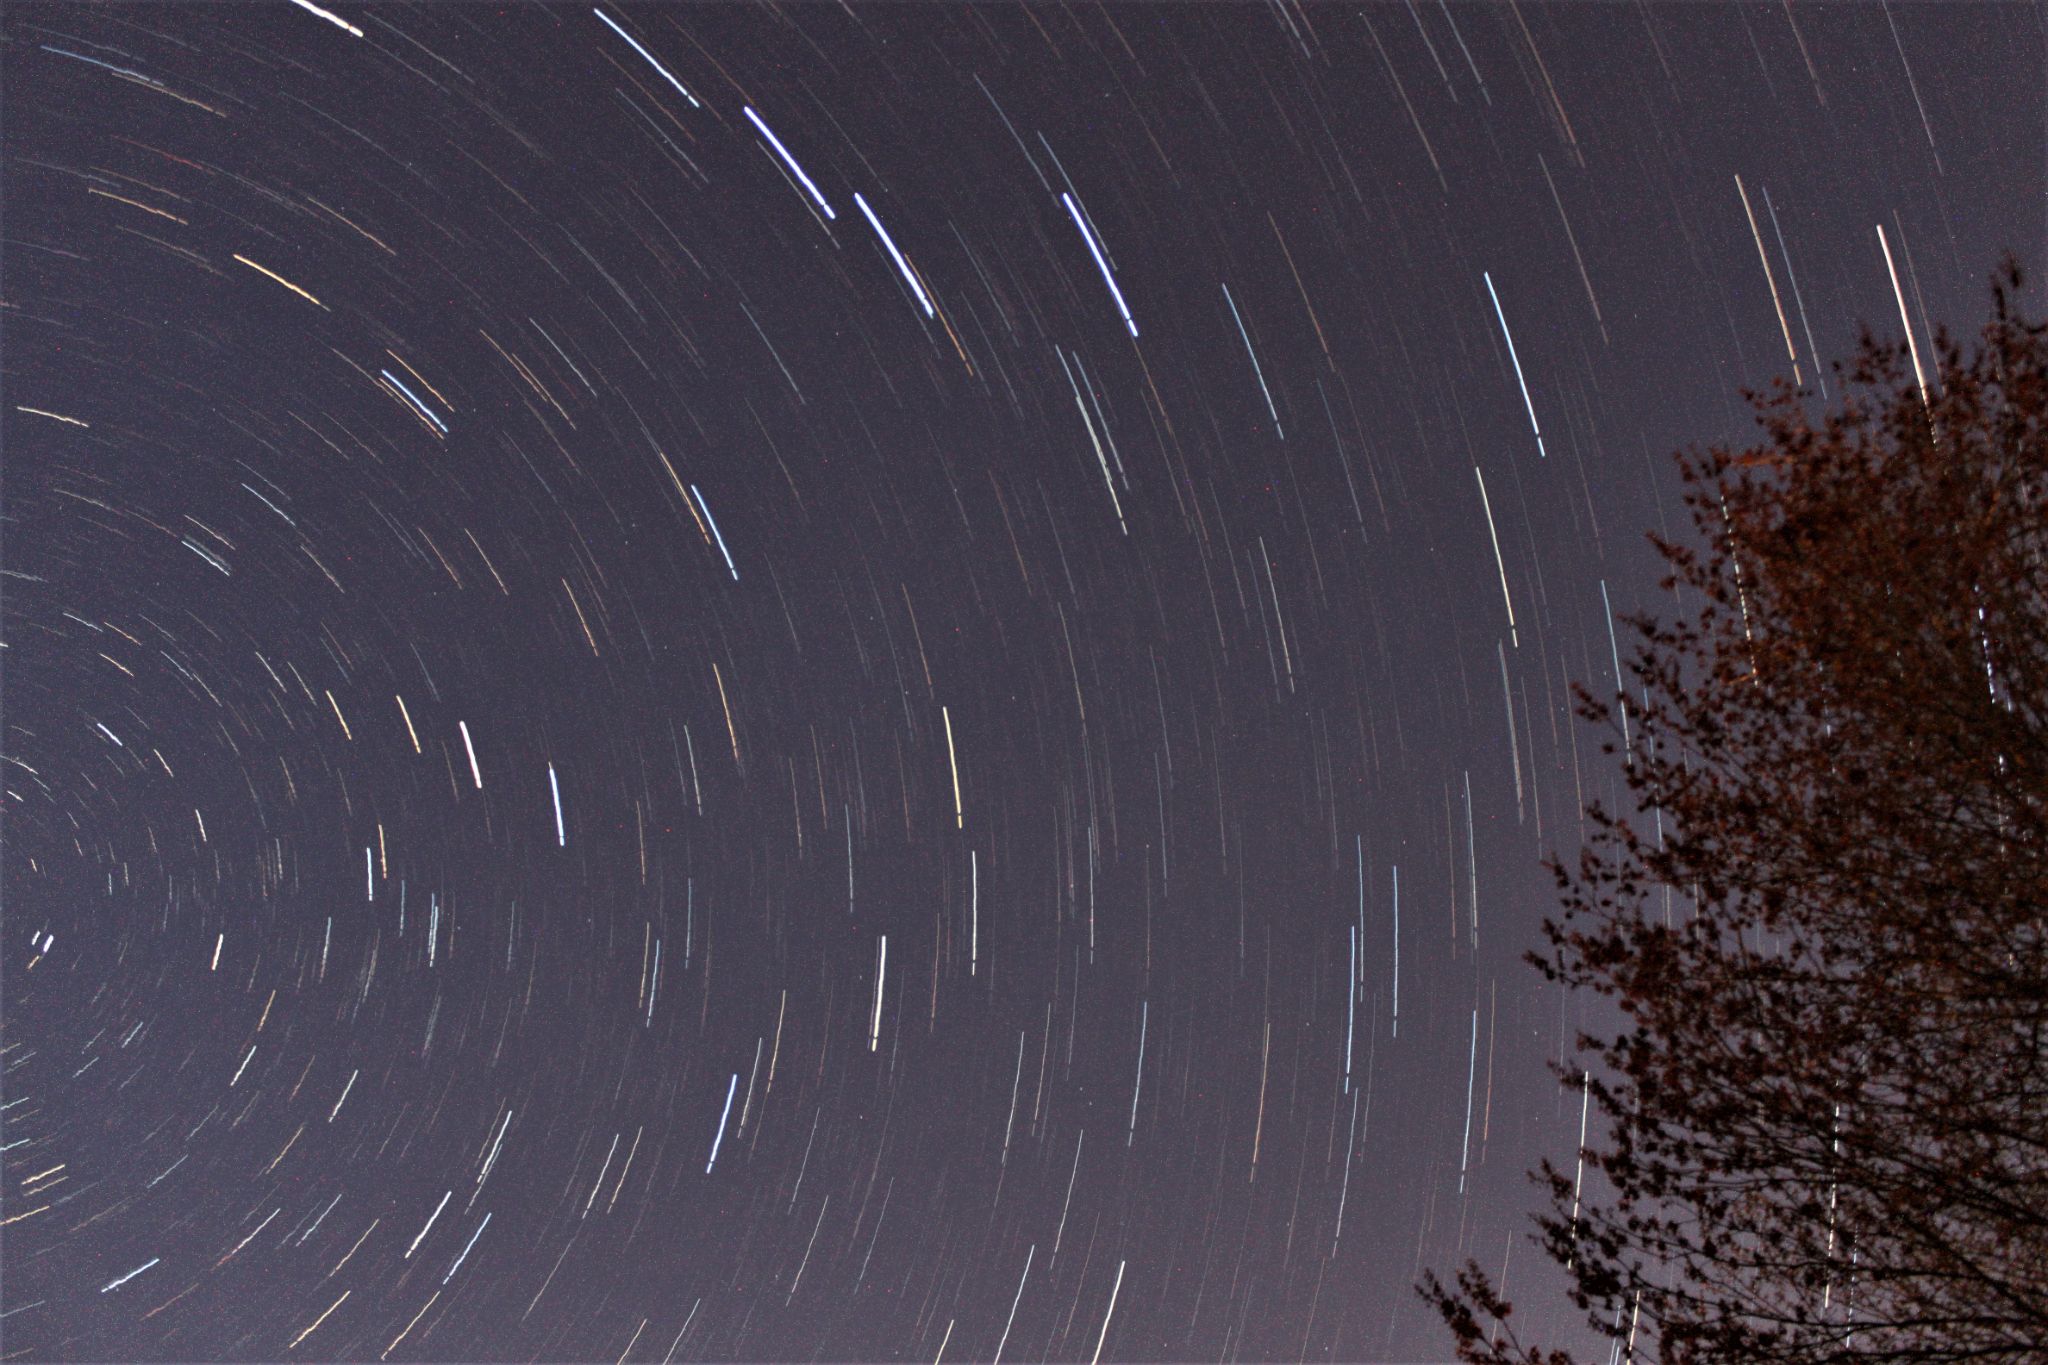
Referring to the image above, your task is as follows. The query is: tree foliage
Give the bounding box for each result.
[1424,263,2048,1363]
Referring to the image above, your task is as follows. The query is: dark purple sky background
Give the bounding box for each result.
[3,4,2041,1360]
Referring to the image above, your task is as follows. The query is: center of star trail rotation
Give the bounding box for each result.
[1,3,2037,1361]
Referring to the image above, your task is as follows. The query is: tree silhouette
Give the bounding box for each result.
[1424,263,2048,1363]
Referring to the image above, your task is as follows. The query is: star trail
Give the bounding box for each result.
[2,3,2039,1361]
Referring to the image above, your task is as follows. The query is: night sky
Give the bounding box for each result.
[2,3,2040,1360]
